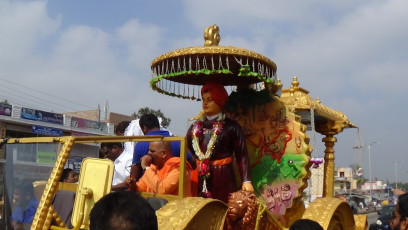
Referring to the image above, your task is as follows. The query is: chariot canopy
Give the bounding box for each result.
[149,24,280,101]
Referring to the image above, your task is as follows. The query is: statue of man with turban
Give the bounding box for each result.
[186,82,254,203]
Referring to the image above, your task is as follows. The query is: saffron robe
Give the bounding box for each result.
[136,157,191,196]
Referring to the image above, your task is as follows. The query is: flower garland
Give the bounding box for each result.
[192,113,225,197]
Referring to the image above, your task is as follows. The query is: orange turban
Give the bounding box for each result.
[201,82,228,107]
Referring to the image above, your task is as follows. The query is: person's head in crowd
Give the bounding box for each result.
[12,179,39,229]
[90,191,158,230]
[391,193,408,230]
[289,219,323,230]
[105,142,124,161]
[13,179,36,207]
[74,172,79,183]
[99,143,109,159]
[139,114,160,135]
[60,168,77,183]
[115,121,131,136]
[148,141,173,169]
[335,194,347,202]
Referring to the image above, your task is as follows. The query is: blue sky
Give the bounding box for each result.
[0,0,407,183]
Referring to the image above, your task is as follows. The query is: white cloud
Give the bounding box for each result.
[182,0,370,30]
[352,60,408,97]
[272,0,408,96]
[0,0,165,115]
[115,19,164,70]
[0,0,60,69]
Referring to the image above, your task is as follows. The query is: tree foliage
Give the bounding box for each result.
[131,107,171,128]
[0,99,10,105]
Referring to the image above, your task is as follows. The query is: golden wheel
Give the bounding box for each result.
[302,198,355,230]
[156,197,228,230]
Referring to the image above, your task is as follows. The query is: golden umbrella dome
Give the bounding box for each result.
[150,25,278,101]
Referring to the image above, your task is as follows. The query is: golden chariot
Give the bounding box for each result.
[0,25,366,230]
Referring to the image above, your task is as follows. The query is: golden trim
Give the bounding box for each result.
[156,197,228,230]
[281,76,356,128]
[302,197,355,230]
[151,46,277,71]
[323,135,336,197]
[354,214,368,230]
[31,137,75,230]
[1,135,187,145]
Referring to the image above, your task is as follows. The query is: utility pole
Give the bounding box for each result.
[349,167,353,197]
[389,161,403,196]
[353,141,379,200]
[104,100,109,120]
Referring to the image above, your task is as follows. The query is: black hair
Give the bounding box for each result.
[106,142,123,149]
[289,219,323,230]
[14,178,35,197]
[99,143,109,158]
[60,168,74,182]
[115,121,131,135]
[398,193,408,218]
[90,191,158,230]
[139,114,160,130]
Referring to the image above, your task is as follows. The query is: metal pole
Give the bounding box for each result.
[368,145,372,199]
[350,168,352,197]
[388,187,390,200]
[395,162,398,194]
[353,141,378,201]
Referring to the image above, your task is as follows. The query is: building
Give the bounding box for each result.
[334,167,356,194]
[0,103,132,190]
[361,181,385,194]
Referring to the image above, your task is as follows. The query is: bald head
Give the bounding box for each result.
[148,141,173,169]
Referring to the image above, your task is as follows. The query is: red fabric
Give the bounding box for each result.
[201,82,228,107]
[190,159,199,196]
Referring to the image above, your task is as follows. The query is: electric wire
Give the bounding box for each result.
[0,85,75,112]
[0,76,94,111]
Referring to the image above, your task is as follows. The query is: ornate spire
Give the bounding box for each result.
[203,25,221,46]
[291,76,299,89]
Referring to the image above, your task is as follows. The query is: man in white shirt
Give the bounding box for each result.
[105,142,132,191]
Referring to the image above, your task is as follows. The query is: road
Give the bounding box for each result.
[367,211,378,226]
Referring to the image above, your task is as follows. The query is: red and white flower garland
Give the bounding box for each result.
[191,114,225,196]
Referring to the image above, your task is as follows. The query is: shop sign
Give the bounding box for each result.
[32,125,63,137]
[37,151,57,164]
[71,117,107,132]
[21,107,63,124]
[0,104,12,116]
[66,157,83,172]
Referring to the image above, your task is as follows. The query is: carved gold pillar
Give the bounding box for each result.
[322,134,337,197]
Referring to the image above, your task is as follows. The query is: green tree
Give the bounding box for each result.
[350,164,365,190]
[0,99,10,105]
[131,107,171,128]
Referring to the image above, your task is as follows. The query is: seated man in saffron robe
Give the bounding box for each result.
[129,113,196,182]
[133,141,191,196]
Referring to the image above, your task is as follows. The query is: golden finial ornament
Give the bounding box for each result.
[289,85,295,96]
[291,76,299,89]
[204,24,221,46]
[316,97,321,104]
[277,78,282,87]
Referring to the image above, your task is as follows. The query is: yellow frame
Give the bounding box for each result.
[1,135,188,230]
